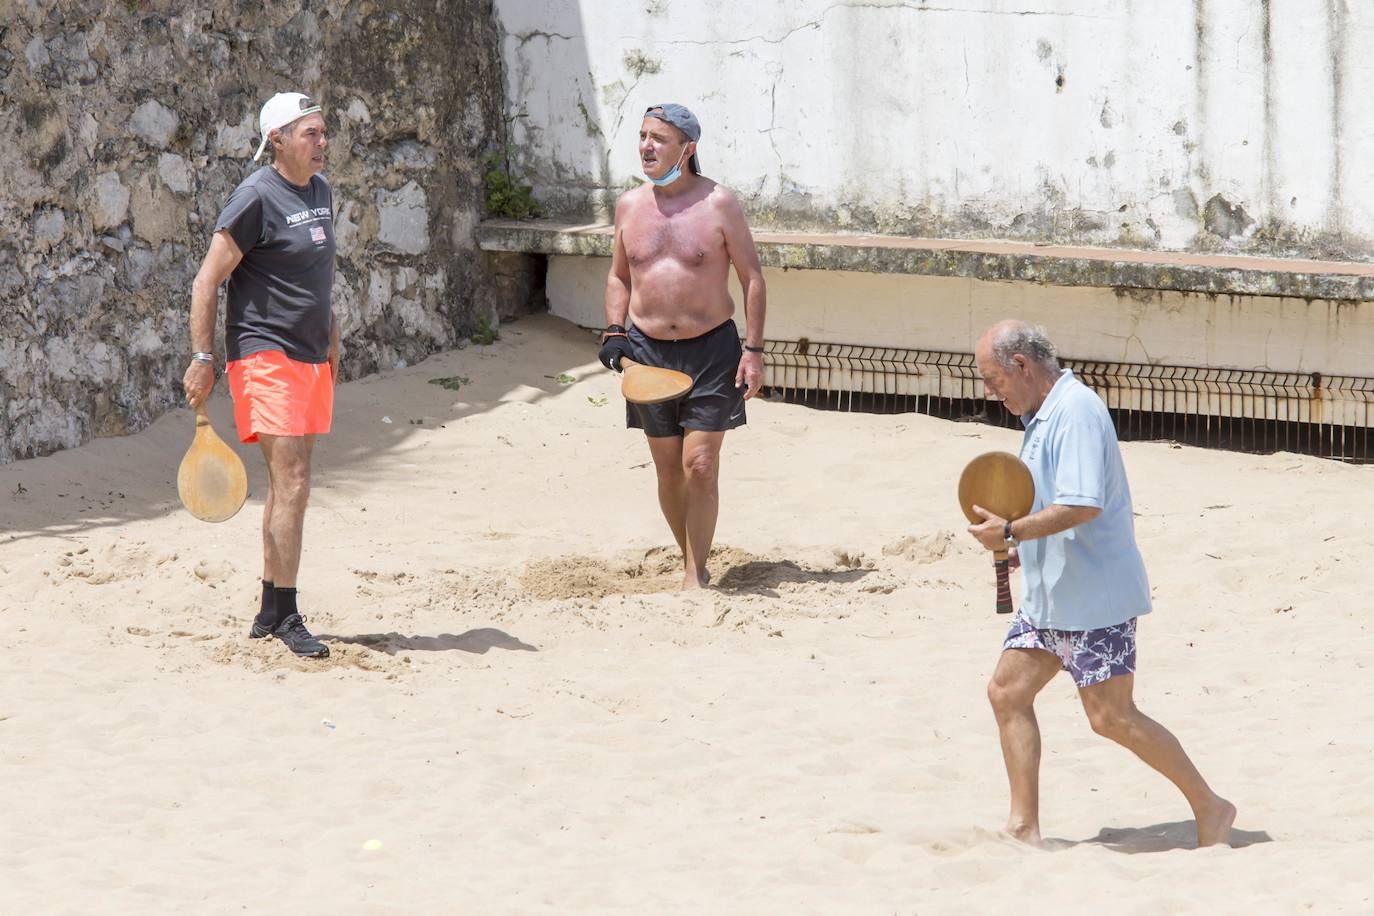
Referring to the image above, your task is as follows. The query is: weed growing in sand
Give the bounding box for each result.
[545,373,576,385]
[587,395,608,407]
[429,375,471,391]
[470,315,499,346]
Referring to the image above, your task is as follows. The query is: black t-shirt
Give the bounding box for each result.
[215,166,335,363]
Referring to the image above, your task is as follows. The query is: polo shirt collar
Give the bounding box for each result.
[1021,368,1076,427]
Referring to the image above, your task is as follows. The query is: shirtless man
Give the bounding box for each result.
[599,104,767,589]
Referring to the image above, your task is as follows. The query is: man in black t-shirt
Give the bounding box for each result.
[182,92,339,658]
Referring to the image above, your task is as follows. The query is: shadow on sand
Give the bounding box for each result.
[714,558,874,597]
[322,627,538,655]
[1068,820,1274,853]
[0,317,599,544]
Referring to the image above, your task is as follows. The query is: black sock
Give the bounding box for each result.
[255,580,277,628]
[274,587,299,621]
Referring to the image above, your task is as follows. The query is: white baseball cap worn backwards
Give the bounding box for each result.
[252,92,323,162]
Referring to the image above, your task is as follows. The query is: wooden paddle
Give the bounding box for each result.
[620,357,693,405]
[958,451,1035,614]
[177,405,248,523]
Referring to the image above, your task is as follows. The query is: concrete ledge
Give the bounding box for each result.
[478,219,1374,301]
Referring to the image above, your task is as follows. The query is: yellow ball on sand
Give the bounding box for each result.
[362,839,383,851]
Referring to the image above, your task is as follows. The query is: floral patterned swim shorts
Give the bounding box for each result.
[1003,609,1137,687]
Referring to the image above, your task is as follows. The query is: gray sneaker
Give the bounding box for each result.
[251,613,330,658]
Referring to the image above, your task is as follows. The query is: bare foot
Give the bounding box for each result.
[1196,797,1236,848]
[1003,820,1042,847]
[680,568,710,590]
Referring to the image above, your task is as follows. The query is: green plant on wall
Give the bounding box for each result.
[483,149,541,219]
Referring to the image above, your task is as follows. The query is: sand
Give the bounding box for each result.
[1,314,1371,914]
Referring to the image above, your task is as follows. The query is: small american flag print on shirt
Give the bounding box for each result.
[310,225,327,244]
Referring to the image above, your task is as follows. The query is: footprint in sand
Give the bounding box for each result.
[192,558,235,585]
[882,531,957,565]
[57,540,183,586]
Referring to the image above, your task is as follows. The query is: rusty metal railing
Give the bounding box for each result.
[761,339,1374,462]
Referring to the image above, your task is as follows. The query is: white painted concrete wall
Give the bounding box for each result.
[497,0,1374,257]
[547,253,1374,380]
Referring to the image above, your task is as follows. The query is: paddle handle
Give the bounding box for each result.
[992,548,1014,615]
[195,403,211,427]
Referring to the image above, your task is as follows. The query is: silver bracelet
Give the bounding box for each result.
[192,352,214,364]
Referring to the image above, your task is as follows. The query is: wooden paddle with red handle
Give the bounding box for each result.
[958,451,1035,614]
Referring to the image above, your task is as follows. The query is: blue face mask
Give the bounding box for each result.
[647,147,689,187]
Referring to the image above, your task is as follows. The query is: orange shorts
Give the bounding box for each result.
[226,350,333,443]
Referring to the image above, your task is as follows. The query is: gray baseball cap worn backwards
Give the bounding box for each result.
[645,103,702,174]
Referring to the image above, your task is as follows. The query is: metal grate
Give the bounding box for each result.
[761,339,1374,462]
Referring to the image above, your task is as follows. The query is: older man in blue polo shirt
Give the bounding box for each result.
[967,320,1235,848]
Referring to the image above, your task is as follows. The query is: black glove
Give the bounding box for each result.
[599,330,633,371]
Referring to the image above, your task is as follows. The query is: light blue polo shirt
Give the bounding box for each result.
[1016,369,1151,631]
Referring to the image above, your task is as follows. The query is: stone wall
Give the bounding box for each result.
[0,0,542,463]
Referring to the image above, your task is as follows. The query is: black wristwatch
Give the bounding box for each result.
[744,345,764,353]
[1003,521,1019,547]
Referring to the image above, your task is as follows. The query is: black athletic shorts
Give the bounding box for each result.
[625,319,746,438]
